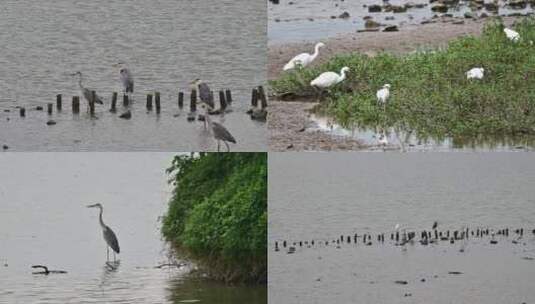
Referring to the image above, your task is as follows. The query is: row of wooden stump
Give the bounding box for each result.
[16,86,268,117]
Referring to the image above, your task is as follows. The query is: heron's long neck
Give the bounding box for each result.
[311,45,321,60]
[98,207,105,229]
[78,75,83,89]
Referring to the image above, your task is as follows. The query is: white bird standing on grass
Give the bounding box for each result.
[283,42,325,71]
[310,67,350,101]
[376,84,391,111]
[504,28,520,42]
[378,132,389,146]
[466,67,484,80]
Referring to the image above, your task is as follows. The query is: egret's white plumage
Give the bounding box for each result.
[504,28,520,42]
[310,67,350,89]
[466,67,484,80]
[376,84,391,106]
[283,42,325,71]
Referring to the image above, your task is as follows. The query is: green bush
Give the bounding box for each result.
[162,153,267,284]
[271,18,535,143]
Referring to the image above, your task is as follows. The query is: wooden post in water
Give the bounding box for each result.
[219,90,227,110]
[19,107,26,117]
[111,92,117,112]
[72,96,80,114]
[258,86,268,109]
[155,92,161,114]
[47,103,53,115]
[251,88,258,107]
[56,94,62,111]
[225,89,232,104]
[123,94,129,106]
[190,89,197,112]
[178,91,184,109]
[90,91,96,116]
[146,94,153,111]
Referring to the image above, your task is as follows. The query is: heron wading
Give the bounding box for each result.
[87,203,120,262]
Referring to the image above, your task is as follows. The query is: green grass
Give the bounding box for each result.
[162,153,267,284]
[270,18,535,141]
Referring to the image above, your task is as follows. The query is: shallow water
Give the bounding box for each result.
[269,153,535,304]
[269,0,534,43]
[0,153,267,303]
[0,0,267,151]
[307,112,535,151]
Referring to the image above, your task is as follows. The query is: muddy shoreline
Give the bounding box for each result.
[268,16,522,151]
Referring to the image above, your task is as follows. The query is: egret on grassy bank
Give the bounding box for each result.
[310,67,350,101]
[376,84,391,111]
[113,62,134,94]
[504,28,520,42]
[200,102,236,152]
[71,72,104,109]
[87,203,120,262]
[466,67,484,80]
[283,42,325,71]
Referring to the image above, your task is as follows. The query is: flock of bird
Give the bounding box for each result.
[274,221,535,254]
[69,63,236,152]
[282,26,524,146]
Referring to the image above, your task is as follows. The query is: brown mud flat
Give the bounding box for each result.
[268,17,521,151]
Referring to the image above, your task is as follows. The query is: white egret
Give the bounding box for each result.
[504,28,520,42]
[376,84,391,111]
[310,67,350,101]
[283,42,325,71]
[466,67,484,80]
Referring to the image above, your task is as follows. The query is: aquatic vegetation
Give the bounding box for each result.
[162,153,267,284]
[270,18,535,140]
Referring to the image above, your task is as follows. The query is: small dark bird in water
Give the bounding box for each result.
[432,221,438,230]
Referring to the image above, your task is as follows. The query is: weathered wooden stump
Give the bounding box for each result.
[258,86,268,109]
[111,92,117,113]
[123,94,129,107]
[47,103,53,115]
[155,92,161,114]
[19,107,26,117]
[225,89,232,104]
[146,94,153,111]
[72,96,80,114]
[56,94,62,111]
[219,90,227,110]
[90,91,96,116]
[190,89,197,112]
[178,91,184,109]
[251,88,258,107]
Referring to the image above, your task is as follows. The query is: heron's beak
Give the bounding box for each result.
[86,204,97,208]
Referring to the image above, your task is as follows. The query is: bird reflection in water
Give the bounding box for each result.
[99,260,120,289]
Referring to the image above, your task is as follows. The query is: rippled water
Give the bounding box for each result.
[269,0,534,43]
[0,0,267,151]
[0,153,267,303]
[269,153,535,303]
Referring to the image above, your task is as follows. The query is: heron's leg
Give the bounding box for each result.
[107,247,109,262]
[113,252,116,263]
[217,140,220,152]
[224,141,230,152]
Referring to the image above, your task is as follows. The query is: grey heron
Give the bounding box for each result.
[200,102,236,152]
[114,62,134,94]
[87,203,120,262]
[191,79,215,110]
[71,72,104,108]
[432,221,438,230]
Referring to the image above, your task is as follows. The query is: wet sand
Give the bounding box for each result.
[268,17,521,151]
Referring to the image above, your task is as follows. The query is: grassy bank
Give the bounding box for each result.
[270,18,535,140]
[162,153,267,284]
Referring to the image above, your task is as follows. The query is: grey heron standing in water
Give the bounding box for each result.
[200,102,236,152]
[71,71,104,109]
[87,203,120,262]
[191,78,215,110]
[114,62,134,94]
